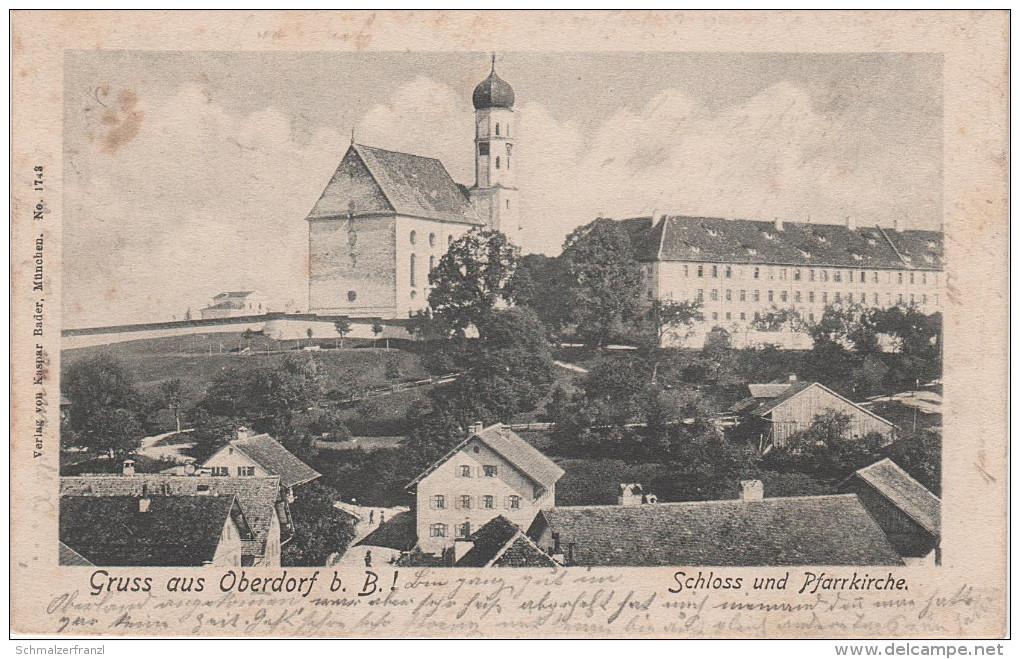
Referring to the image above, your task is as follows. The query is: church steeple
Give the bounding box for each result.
[469,56,519,234]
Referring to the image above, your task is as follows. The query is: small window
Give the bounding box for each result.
[725,266,732,278]
[873,271,880,283]
[429,233,436,247]
[780,268,787,281]
[897,272,904,284]
[794,291,802,303]
[712,312,719,320]
[809,269,815,282]
[823,292,829,303]
[739,290,746,301]
[495,156,500,169]
[197,485,210,493]
[347,290,357,302]
[506,156,510,170]
[448,235,454,247]
[349,253,357,269]
[697,265,704,278]
[506,199,510,209]
[834,271,842,283]
[753,290,760,302]
[429,255,435,272]
[780,291,788,303]
[683,265,689,277]
[725,289,732,301]
[410,230,416,245]
[696,289,704,301]
[478,142,490,156]
[710,289,718,301]
[459,495,472,510]
[459,465,471,478]
[739,312,746,320]
[433,495,445,510]
[483,465,498,477]
[410,254,416,287]
[725,312,731,320]
[430,523,447,538]
[483,495,495,509]
[768,290,774,302]
[508,496,521,509]
[753,267,760,280]
[712,265,718,278]
[457,522,471,538]
[809,291,815,303]
[794,269,801,281]
[495,123,500,136]
[348,230,357,247]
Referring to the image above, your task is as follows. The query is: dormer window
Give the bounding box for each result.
[867,238,877,246]
[746,247,758,256]
[924,255,934,264]
[762,231,775,240]
[815,234,827,243]
[852,253,863,261]
[926,241,937,250]
[799,249,811,259]
[703,225,718,237]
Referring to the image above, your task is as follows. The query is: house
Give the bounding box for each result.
[627,213,943,346]
[60,493,251,567]
[526,482,903,567]
[453,516,558,568]
[306,59,520,319]
[61,473,292,566]
[839,458,941,565]
[406,423,564,556]
[201,429,321,501]
[731,374,896,448]
[199,291,265,319]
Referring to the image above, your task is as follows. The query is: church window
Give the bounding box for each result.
[495,123,500,136]
[429,255,435,272]
[495,156,500,169]
[429,233,436,247]
[347,290,357,302]
[506,199,510,209]
[410,230,416,245]
[348,230,357,247]
[478,142,490,156]
[410,254,416,287]
[349,253,357,268]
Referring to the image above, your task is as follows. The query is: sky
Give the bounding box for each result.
[63,51,942,327]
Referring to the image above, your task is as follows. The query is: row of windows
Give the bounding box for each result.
[209,466,255,477]
[409,254,437,288]
[458,464,498,478]
[409,231,456,248]
[688,289,936,306]
[677,264,938,286]
[430,521,473,538]
[430,494,520,510]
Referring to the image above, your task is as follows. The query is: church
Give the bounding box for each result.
[306,58,519,319]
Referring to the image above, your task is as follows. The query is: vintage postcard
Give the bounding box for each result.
[10,11,1008,639]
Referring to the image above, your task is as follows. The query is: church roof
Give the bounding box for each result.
[307,143,482,225]
[633,215,943,270]
[472,64,515,110]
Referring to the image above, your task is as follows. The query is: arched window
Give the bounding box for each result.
[349,252,357,268]
[506,199,510,209]
[347,290,357,302]
[409,230,416,245]
[429,255,435,272]
[448,235,454,247]
[506,123,510,136]
[506,156,510,170]
[429,232,436,247]
[495,123,500,136]
[495,156,500,169]
[410,254,416,287]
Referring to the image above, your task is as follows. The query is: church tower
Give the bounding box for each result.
[469,56,519,235]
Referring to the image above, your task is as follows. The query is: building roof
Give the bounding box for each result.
[472,63,515,110]
[307,143,482,225]
[747,383,796,399]
[60,495,250,566]
[214,291,256,299]
[636,215,943,270]
[223,434,321,488]
[455,516,557,568]
[406,424,565,491]
[354,511,418,552]
[60,475,288,562]
[849,458,940,537]
[528,494,904,567]
[733,380,896,430]
[59,542,94,566]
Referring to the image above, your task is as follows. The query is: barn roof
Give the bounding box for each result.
[528,494,903,567]
[849,459,940,537]
[60,495,249,566]
[226,434,321,488]
[406,424,564,491]
[637,215,943,270]
[60,475,288,562]
[307,143,482,225]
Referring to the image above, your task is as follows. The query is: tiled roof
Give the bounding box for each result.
[60,495,249,566]
[60,475,287,561]
[308,144,482,225]
[455,516,557,568]
[528,494,903,567]
[355,511,418,552]
[636,215,943,270]
[850,459,940,537]
[406,424,565,491]
[227,434,321,488]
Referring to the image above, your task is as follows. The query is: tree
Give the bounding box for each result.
[157,378,188,434]
[281,481,357,566]
[62,354,143,456]
[512,253,573,335]
[560,219,644,346]
[334,317,352,349]
[425,229,519,336]
[201,356,321,432]
[770,410,886,478]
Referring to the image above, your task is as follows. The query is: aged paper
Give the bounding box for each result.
[11,11,1008,638]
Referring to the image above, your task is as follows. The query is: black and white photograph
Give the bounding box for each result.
[56,48,945,571]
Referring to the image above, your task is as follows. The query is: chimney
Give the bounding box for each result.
[788,373,797,382]
[774,216,784,232]
[618,483,644,506]
[138,483,151,513]
[453,538,474,563]
[846,215,856,231]
[122,459,135,476]
[235,427,251,441]
[739,480,764,501]
[468,421,484,436]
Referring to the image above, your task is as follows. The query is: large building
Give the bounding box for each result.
[306,58,519,319]
[628,214,944,346]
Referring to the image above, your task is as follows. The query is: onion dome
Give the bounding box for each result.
[472,57,515,110]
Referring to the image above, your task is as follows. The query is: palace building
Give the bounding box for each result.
[306,58,519,319]
[628,214,944,346]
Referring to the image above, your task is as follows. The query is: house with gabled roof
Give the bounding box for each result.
[406,423,564,556]
[61,472,293,566]
[839,458,941,565]
[453,516,558,568]
[200,291,265,319]
[306,59,520,319]
[60,493,251,567]
[201,429,320,501]
[731,374,896,448]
